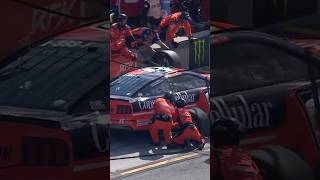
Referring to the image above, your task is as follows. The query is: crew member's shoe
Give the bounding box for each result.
[196,142,205,150]
[166,143,178,149]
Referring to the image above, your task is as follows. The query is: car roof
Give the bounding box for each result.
[111,67,182,97]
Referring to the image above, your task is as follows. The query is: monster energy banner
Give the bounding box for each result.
[189,36,210,69]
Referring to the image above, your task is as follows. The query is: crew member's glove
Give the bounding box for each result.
[150,115,157,124]
[130,41,137,48]
[116,40,125,48]
[161,114,171,121]
[172,41,179,49]
[188,36,196,41]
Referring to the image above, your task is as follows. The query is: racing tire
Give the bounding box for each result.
[249,145,315,180]
[189,107,210,137]
[149,50,181,68]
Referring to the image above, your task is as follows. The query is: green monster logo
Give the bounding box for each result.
[194,39,205,67]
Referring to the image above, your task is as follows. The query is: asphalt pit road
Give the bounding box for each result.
[110,129,186,160]
[110,129,190,173]
[204,158,210,164]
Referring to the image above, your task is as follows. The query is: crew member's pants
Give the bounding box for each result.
[174,126,204,145]
[149,120,172,145]
[111,43,136,60]
[165,24,179,43]
[165,30,176,44]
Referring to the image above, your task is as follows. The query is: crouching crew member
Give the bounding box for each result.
[173,99,205,150]
[212,118,262,180]
[149,92,176,146]
[131,27,169,50]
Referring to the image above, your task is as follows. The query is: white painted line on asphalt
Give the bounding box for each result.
[119,153,198,176]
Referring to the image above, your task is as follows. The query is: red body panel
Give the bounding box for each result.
[0,122,107,179]
[0,0,94,59]
[0,122,73,179]
[238,86,320,168]
[211,20,320,172]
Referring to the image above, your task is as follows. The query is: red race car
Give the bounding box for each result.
[110,67,210,136]
[0,20,108,179]
[211,21,320,179]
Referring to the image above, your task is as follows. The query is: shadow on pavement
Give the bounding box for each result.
[110,129,186,161]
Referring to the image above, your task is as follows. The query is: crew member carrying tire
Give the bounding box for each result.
[212,117,262,180]
[131,27,169,50]
[173,99,205,150]
[149,92,177,146]
[110,14,136,60]
[157,11,193,45]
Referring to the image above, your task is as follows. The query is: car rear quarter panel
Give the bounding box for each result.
[211,84,320,168]
[0,122,73,178]
[110,98,153,130]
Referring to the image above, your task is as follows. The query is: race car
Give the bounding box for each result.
[110,67,210,136]
[0,20,108,179]
[211,21,320,179]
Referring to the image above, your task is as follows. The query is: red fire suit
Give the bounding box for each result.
[212,147,262,180]
[149,98,176,145]
[173,108,205,145]
[110,23,136,60]
[131,27,161,46]
[157,12,192,43]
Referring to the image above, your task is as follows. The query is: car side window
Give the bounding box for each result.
[133,78,171,97]
[169,74,207,92]
[213,41,309,95]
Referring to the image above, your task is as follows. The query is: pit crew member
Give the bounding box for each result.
[173,99,205,150]
[149,92,176,146]
[131,27,169,50]
[212,118,262,180]
[157,11,193,45]
[110,13,136,60]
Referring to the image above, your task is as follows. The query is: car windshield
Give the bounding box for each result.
[110,74,159,97]
[0,39,106,114]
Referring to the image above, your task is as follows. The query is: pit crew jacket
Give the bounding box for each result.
[110,23,134,51]
[157,12,192,38]
[212,147,262,180]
